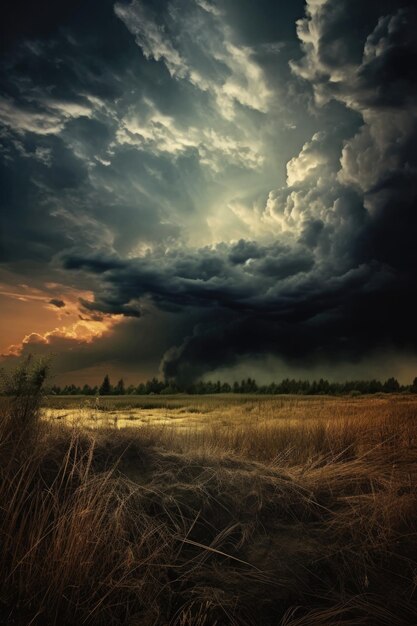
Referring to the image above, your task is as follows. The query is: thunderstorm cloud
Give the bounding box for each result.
[1,0,416,382]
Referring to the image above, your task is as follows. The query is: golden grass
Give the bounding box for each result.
[0,394,416,625]
[44,394,416,465]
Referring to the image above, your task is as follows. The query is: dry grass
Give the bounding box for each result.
[45,394,415,466]
[0,393,416,625]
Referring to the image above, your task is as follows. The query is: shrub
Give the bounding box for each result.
[0,354,50,434]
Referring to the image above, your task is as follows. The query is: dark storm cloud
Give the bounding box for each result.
[49,298,65,308]
[79,297,141,318]
[62,242,417,382]
[291,1,417,274]
[159,271,415,383]
[293,1,417,109]
[1,0,416,382]
[62,242,316,314]
[0,0,187,272]
[1,0,278,273]
[0,120,90,264]
[58,0,417,381]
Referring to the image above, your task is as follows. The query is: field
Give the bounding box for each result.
[1,392,417,625]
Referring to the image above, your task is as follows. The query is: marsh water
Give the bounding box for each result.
[41,393,414,432]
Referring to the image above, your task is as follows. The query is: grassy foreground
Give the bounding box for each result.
[1,391,417,625]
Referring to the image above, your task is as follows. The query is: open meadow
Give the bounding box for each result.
[3,0,417,623]
[44,393,417,464]
[1,391,416,625]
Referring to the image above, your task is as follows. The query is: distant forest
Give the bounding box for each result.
[48,375,417,396]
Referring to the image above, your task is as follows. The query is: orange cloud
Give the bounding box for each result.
[2,313,121,358]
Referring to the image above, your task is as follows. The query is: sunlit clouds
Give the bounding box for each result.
[0,279,122,359]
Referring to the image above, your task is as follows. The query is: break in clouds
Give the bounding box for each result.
[1,0,416,382]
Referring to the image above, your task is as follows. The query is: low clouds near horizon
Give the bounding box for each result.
[1,0,417,383]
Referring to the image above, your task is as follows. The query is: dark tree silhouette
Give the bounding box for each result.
[47,374,411,396]
[114,378,125,395]
[383,377,400,393]
[99,374,111,396]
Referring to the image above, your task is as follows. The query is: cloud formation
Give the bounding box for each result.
[1,0,416,382]
[114,0,272,117]
[49,298,66,308]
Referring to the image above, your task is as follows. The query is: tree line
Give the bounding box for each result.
[48,374,417,396]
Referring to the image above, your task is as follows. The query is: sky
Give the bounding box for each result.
[1,0,417,385]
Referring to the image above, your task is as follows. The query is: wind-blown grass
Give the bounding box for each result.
[0,378,416,624]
